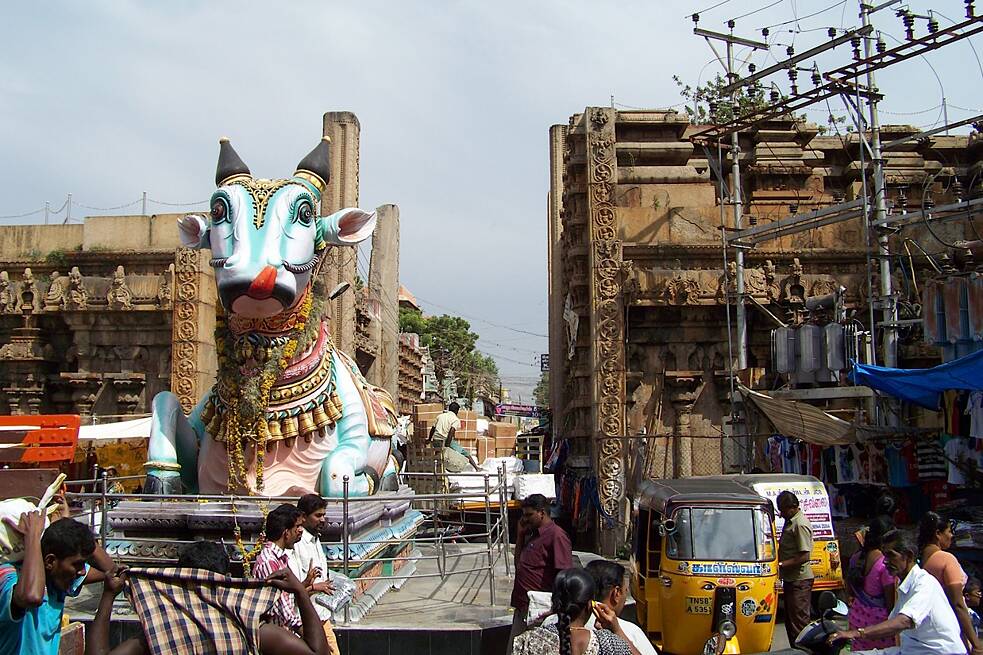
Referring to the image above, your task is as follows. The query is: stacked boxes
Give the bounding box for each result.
[456,409,478,457]
[412,403,443,441]
[488,421,517,455]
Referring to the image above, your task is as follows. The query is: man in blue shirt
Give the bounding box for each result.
[0,513,113,655]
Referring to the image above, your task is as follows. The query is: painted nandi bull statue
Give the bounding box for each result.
[144,137,399,498]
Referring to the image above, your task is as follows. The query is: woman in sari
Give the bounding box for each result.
[846,517,896,650]
[514,568,640,655]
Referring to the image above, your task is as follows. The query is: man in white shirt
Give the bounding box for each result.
[829,530,965,655]
[542,559,657,655]
[428,402,478,472]
[287,495,339,653]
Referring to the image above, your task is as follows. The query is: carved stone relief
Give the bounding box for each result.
[66,267,88,310]
[107,266,133,310]
[586,107,626,525]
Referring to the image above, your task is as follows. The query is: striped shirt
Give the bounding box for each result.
[252,542,303,632]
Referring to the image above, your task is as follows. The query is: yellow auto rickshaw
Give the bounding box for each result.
[630,479,779,655]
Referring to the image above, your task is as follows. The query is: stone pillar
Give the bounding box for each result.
[321,111,361,355]
[548,125,567,424]
[665,371,704,478]
[368,204,400,400]
[170,249,217,414]
[585,107,627,556]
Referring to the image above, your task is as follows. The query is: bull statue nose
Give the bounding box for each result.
[247,265,278,300]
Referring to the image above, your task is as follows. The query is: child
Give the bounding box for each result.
[966,577,982,639]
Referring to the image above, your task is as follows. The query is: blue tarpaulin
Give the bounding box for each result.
[848,349,983,409]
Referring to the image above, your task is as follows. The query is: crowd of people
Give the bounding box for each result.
[831,501,983,655]
[0,494,344,655]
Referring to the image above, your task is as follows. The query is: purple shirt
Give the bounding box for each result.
[511,521,573,610]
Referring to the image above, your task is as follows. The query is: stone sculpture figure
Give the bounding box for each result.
[145,138,399,498]
[0,272,14,314]
[106,266,133,310]
[44,271,65,309]
[157,264,174,309]
[20,268,42,313]
[67,267,88,309]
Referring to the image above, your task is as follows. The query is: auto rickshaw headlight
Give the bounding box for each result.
[719,620,737,640]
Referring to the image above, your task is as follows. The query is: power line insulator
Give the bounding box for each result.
[692,13,700,24]
[850,36,862,59]
[786,46,795,57]
[791,83,799,95]
[966,0,975,19]
[827,27,837,38]
[770,88,781,102]
[761,27,770,38]
[876,38,887,54]
[748,63,757,73]
[727,19,735,29]
[928,18,939,33]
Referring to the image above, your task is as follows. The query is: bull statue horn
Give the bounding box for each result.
[215,137,251,186]
[294,136,331,195]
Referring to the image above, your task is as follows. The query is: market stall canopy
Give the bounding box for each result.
[738,384,855,445]
[848,349,983,410]
[78,417,151,442]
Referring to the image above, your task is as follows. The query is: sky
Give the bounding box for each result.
[1,1,980,402]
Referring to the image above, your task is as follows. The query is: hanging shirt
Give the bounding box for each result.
[944,437,968,485]
[885,442,913,487]
[968,391,983,440]
[916,438,948,481]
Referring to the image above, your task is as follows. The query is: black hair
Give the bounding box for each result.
[41,518,95,560]
[265,504,303,541]
[297,494,327,516]
[917,511,949,554]
[178,541,231,575]
[551,568,595,655]
[521,494,549,512]
[448,402,460,413]
[585,560,626,602]
[776,491,799,508]
[882,529,915,559]
[848,517,891,591]
[966,577,981,594]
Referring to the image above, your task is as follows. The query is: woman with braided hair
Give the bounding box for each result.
[513,568,640,655]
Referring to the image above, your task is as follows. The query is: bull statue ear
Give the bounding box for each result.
[177,214,209,249]
[316,208,377,248]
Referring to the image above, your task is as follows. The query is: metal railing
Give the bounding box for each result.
[62,463,514,624]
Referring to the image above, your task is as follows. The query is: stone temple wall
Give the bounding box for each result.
[548,109,982,552]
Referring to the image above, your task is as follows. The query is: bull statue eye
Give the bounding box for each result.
[210,200,227,222]
[296,202,314,226]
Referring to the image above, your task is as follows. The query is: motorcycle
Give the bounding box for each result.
[760,591,849,655]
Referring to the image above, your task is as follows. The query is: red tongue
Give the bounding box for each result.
[247,266,277,299]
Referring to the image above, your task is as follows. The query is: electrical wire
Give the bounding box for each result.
[414,294,547,338]
[757,0,846,30]
[731,0,784,23]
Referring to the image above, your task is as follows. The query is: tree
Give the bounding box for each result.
[673,73,767,125]
[398,308,501,399]
[533,371,549,408]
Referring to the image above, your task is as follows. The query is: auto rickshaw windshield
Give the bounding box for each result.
[665,507,775,562]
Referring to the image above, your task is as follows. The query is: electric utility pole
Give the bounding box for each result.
[694,22,768,370]
[860,1,898,370]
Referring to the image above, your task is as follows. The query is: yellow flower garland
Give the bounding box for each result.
[217,292,314,495]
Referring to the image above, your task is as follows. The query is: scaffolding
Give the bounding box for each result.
[63,466,513,624]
